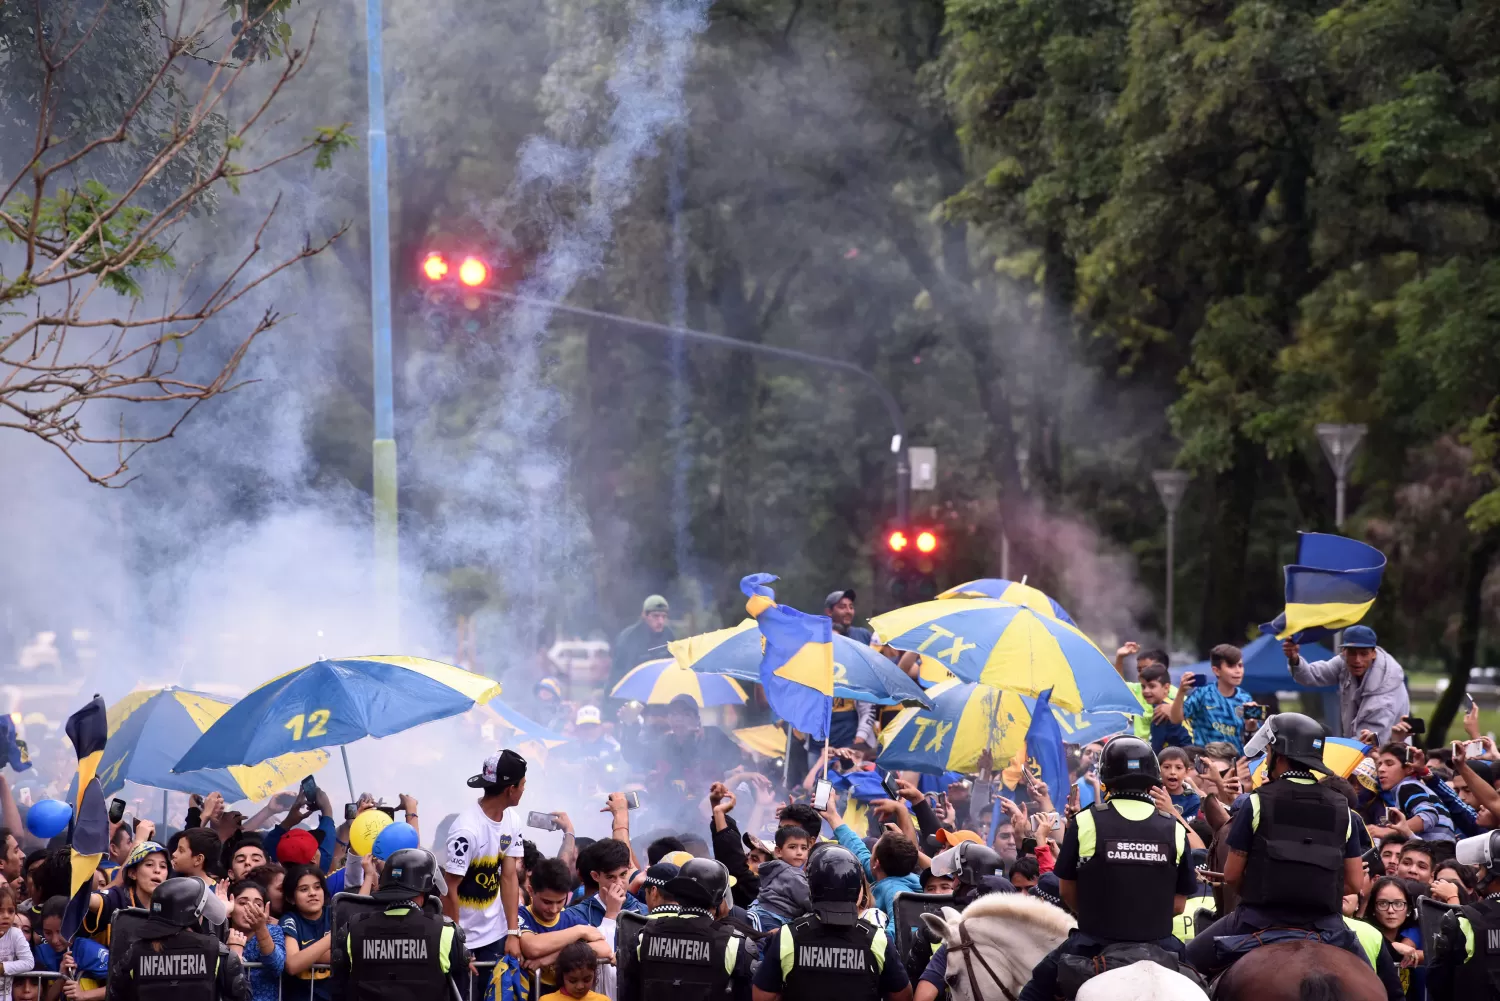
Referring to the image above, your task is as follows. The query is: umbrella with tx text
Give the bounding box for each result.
[869,599,1136,713]
[611,658,748,706]
[173,656,501,793]
[936,577,1077,625]
[876,678,1131,775]
[669,619,931,707]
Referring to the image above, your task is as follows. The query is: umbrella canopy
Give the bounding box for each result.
[669,620,931,707]
[99,688,328,801]
[731,723,789,758]
[937,578,1076,624]
[876,678,1131,775]
[868,599,1136,713]
[611,658,748,707]
[174,656,502,772]
[1250,735,1370,788]
[477,700,570,749]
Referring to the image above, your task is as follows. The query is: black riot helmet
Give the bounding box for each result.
[377,848,445,900]
[663,857,730,910]
[955,843,1003,886]
[1254,712,1333,776]
[150,876,210,928]
[1099,735,1161,792]
[806,846,863,926]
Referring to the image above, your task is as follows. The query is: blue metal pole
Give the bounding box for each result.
[365,0,398,638]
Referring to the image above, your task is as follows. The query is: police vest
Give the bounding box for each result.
[1075,798,1181,942]
[1450,898,1500,997]
[346,904,449,1001]
[130,929,219,1001]
[635,911,735,1001]
[1237,777,1347,916]
[778,913,883,1001]
[1172,895,1215,943]
[1342,916,1382,970]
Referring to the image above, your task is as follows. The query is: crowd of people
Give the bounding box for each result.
[0,592,1498,1000]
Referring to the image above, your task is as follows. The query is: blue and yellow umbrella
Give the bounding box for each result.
[1249,736,1371,788]
[99,688,328,801]
[174,656,502,772]
[937,578,1076,625]
[869,599,1136,713]
[669,620,930,707]
[611,658,748,707]
[876,678,1131,775]
[477,700,570,749]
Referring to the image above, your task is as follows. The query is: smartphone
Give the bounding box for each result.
[1401,745,1419,766]
[813,780,833,812]
[1193,757,1210,775]
[108,798,126,824]
[881,772,902,801]
[622,790,643,811]
[526,811,562,831]
[1242,704,1265,721]
[300,775,319,806]
[1404,716,1427,736]
[1464,740,1486,758]
[1466,693,1478,711]
[1020,836,1038,856]
[376,805,397,818]
[344,802,358,821]
[1190,673,1212,690]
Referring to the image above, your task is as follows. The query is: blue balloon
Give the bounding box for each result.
[371,821,419,861]
[26,799,71,840]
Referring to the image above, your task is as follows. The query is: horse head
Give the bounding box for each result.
[918,893,1075,1001]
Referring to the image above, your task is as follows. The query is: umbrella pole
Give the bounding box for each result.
[162,789,169,827]
[340,746,357,801]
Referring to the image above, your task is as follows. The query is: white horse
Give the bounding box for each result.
[919,893,1209,1001]
[919,893,1073,1001]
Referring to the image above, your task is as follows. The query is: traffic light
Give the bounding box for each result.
[882,525,943,604]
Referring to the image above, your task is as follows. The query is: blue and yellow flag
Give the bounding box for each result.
[1261,533,1386,639]
[1025,689,1069,805]
[62,695,108,942]
[740,574,834,740]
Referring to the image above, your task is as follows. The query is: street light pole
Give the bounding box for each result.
[1315,423,1367,530]
[1152,470,1190,648]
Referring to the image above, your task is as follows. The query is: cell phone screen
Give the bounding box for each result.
[813,780,833,811]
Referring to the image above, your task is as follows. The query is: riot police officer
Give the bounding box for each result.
[1182,713,1398,1001]
[911,843,1014,1001]
[1018,736,1197,1001]
[621,857,751,1001]
[331,847,470,1001]
[754,846,913,1001]
[1427,830,1500,1000]
[105,876,251,1001]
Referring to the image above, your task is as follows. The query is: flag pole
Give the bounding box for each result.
[822,697,834,782]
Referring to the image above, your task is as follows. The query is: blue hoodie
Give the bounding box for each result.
[831,823,921,936]
[561,891,648,927]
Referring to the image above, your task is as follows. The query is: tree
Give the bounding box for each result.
[0,0,352,484]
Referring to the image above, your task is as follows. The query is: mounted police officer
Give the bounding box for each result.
[754,845,913,1001]
[621,857,751,1001]
[331,847,470,1001]
[1019,736,1197,1001]
[1428,830,1500,1000]
[1182,713,1400,1000]
[105,876,250,1001]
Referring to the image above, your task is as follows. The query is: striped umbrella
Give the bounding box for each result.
[1249,735,1371,788]
[611,658,748,707]
[937,577,1077,625]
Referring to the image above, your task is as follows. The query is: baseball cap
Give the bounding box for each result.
[667,693,700,713]
[643,595,670,613]
[277,828,321,865]
[742,832,773,857]
[575,705,602,726]
[824,589,855,609]
[125,841,166,869]
[1342,625,1378,649]
[467,748,528,790]
[661,850,696,867]
[934,828,983,847]
[534,678,563,699]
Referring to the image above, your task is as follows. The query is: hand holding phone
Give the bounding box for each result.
[526,811,563,832]
[108,798,126,824]
[813,780,833,812]
[1403,715,1427,736]
[299,775,319,808]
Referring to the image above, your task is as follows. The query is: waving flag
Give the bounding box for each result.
[740,574,834,740]
[1260,533,1386,639]
[62,696,108,941]
[1025,689,1069,804]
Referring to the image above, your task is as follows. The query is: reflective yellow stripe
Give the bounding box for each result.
[779,926,795,979]
[725,936,740,975]
[1078,808,1097,860]
[1462,915,1476,961]
[1174,821,1186,859]
[1250,793,1261,832]
[440,924,454,975]
[871,928,887,974]
[1342,917,1382,969]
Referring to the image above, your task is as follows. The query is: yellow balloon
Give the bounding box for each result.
[350,809,393,857]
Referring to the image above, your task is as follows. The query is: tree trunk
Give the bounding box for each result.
[1196,436,1263,651]
[1429,530,1499,746]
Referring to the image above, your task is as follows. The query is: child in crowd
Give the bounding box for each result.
[746,827,813,930]
[0,885,35,1001]
[1158,748,1202,820]
[1137,663,1194,751]
[1171,644,1255,754]
[541,940,609,1001]
[281,865,332,1001]
[37,897,107,1000]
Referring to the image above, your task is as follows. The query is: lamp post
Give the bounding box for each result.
[365,0,397,640]
[1315,423,1367,530]
[1152,470,1191,648]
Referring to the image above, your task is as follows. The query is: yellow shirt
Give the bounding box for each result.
[541,991,610,1001]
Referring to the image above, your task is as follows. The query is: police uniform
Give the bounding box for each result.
[625,907,749,1001]
[105,877,250,1001]
[333,901,469,1001]
[1427,894,1500,1000]
[753,911,909,1001]
[1018,795,1196,1001]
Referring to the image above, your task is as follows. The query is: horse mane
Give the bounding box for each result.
[960,891,1077,939]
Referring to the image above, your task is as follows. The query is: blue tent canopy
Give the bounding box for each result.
[1171,634,1337,693]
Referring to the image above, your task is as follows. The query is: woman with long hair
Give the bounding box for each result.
[1360,876,1425,999]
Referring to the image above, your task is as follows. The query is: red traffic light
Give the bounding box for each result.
[458,256,489,287]
[887,530,909,552]
[915,531,938,554]
[422,252,448,282]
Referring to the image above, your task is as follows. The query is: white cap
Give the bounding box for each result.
[576,705,602,726]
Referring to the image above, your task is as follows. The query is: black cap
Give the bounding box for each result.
[468,749,528,790]
[807,845,863,925]
[1099,736,1161,791]
[664,857,730,910]
[824,589,855,609]
[149,877,210,928]
[376,848,444,900]
[1265,713,1333,776]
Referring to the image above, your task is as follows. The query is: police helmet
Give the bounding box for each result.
[806,846,862,926]
[1257,713,1333,776]
[662,857,730,910]
[150,876,210,928]
[956,842,1003,885]
[377,848,445,899]
[1099,736,1161,791]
